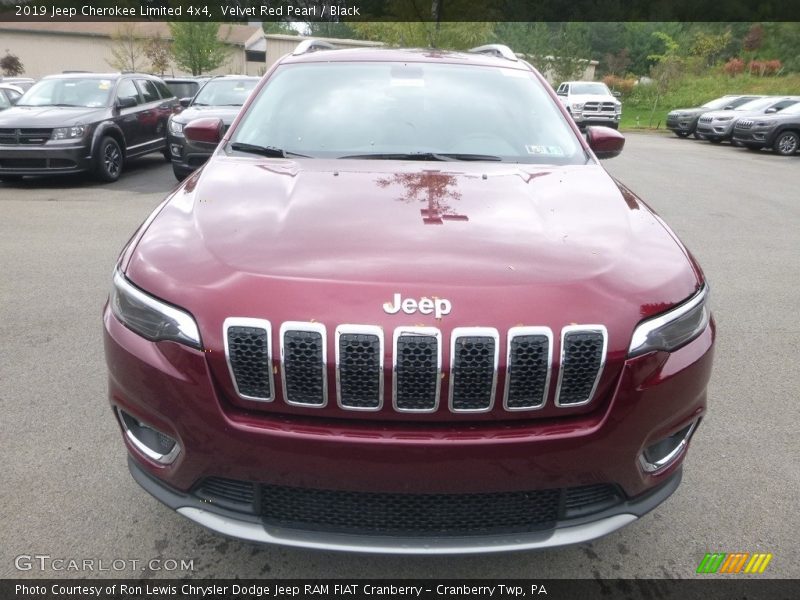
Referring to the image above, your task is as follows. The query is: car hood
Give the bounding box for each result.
[0,105,108,127]
[126,157,701,352]
[703,108,768,120]
[571,94,619,104]
[670,107,706,116]
[174,105,242,125]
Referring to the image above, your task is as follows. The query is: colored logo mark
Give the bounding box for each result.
[697,552,773,574]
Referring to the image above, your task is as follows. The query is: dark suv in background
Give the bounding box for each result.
[733,101,800,155]
[167,75,259,180]
[0,72,177,182]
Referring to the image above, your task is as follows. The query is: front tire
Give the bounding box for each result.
[173,164,191,182]
[94,136,123,182]
[773,131,799,156]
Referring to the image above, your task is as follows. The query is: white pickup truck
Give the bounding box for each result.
[556,81,622,129]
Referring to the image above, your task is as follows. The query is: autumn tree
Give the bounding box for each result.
[143,34,171,76]
[168,23,231,75]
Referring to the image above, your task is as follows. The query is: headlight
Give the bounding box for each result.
[110,270,201,349]
[628,286,710,357]
[168,120,184,135]
[755,121,776,128]
[51,125,85,140]
[572,103,584,110]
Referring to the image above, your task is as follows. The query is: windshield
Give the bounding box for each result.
[166,81,201,100]
[570,82,611,95]
[17,77,112,108]
[192,78,258,107]
[735,97,780,112]
[231,62,583,164]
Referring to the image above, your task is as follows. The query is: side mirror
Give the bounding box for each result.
[723,105,734,110]
[765,107,777,114]
[613,91,621,97]
[184,117,224,145]
[179,97,191,108]
[116,96,137,109]
[586,126,625,159]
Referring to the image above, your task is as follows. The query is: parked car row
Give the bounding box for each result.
[667,94,800,156]
[0,72,255,183]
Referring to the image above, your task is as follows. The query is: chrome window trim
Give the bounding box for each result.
[280,321,328,408]
[639,420,699,473]
[335,324,385,412]
[116,407,180,465]
[502,326,553,411]
[448,327,500,413]
[554,324,608,408]
[223,317,274,403]
[392,326,442,413]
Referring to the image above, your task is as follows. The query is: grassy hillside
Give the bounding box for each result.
[619,73,800,131]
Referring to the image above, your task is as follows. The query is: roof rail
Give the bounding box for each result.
[468,44,518,62]
[292,39,336,56]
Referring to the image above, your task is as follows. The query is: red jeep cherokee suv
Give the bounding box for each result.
[104,42,714,553]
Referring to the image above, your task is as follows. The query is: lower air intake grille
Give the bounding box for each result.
[261,485,561,535]
[557,329,606,406]
[450,333,496,411]
[227,325,272,400]
[338,332,382,409]
[394,332,439,411]
[196,477,255,507]
[506,331,551,409]
[282,328,325,406]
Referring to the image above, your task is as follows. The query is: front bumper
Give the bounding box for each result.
[129,455,682,554]
[167,131,211,176]
[105,304,713,551]
[571,112,621,127]
[666,115,698,134]
[0,142,93,175]
[732,127,776,147]
[695,121,735,140]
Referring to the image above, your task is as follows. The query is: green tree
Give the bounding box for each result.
[350,21,493,50]
[168,22,231,75]
[262,22,297,35]
[647,31,684,126]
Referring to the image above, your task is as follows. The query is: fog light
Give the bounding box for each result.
[639,420,699,473]
[170,144,182,157]
[117,408,180,464]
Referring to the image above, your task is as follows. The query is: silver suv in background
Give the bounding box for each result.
[556,81,622,129]
[695,96,800,143]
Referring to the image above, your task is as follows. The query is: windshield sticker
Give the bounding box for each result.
[98,81,111,90]
[525,145,564,156]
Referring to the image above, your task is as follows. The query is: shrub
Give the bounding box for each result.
[749,59,783,76]
[723,57,745,77]
[602,74,636,96]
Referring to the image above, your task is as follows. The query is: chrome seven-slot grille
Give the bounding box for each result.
[583,101,617,113]
[698,115,713,123]
[736,119,754,129]
[223,320,607,413]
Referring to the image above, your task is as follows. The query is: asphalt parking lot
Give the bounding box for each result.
[1,134,798,580]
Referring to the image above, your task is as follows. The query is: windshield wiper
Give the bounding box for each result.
[339,152,502,162]
[229,142,309,158]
